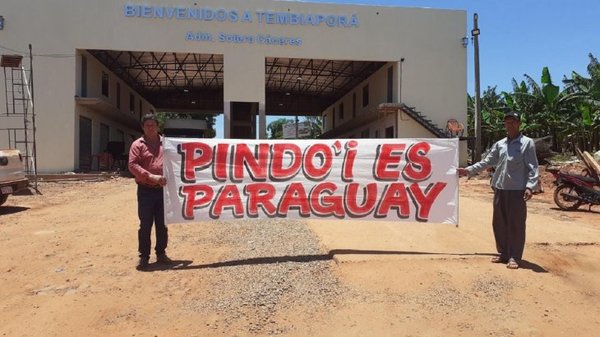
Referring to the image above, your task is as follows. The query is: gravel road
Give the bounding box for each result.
[178,219,348,335]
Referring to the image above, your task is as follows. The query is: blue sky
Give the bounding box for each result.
[215,0,599,138]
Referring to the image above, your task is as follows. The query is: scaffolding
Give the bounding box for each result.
[1,45,38,191]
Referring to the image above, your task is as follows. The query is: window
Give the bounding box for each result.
[129,93,135,113]
[332,107,336,129]
[362,85,369,107]
[116,82,121,109]
[323,114,327,130]
[375,130,380,138]
[101,71,109,97]
[352,92,356,118]
[361,129,369,138]
[339,103,344,120]
[81,55,87,97]
[387,66,394,103]
[385,126,395,138]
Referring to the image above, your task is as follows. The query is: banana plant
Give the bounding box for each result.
[563,54,600,151]
[515,67,581,151]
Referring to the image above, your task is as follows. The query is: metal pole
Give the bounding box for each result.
[29,44,38,190]
[396,58,404,138]
[472,13,482,162]
[21,65,30,173]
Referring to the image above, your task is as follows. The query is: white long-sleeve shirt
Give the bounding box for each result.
[467,134,539,191]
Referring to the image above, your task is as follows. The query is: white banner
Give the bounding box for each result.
[163,138,459,224]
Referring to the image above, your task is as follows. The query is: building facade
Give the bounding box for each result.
[1,0,467,173]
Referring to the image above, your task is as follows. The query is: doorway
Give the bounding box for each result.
[79,116,92,170]
[230,101,258,139]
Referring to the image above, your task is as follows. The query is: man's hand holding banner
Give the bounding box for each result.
[163,138,458,224]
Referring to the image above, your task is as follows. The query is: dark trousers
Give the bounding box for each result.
[492,189,527,260]
[137,185,168,259]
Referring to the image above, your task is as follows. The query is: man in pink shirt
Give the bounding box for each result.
[128,114,171,270]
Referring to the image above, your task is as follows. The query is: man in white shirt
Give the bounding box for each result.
[458,111,539,269]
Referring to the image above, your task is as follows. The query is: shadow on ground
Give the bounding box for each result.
[0,206,30,216]
[136,250,552,272]
[549,207,600,215]
[518,259,548,273]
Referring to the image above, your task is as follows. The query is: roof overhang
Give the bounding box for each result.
[86,50,386,116]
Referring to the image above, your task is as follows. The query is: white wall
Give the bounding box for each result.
[74,50,154,167]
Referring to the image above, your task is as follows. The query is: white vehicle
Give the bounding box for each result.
[0,149,29,206]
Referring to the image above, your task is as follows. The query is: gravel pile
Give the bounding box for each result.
[471,275,514,298]
[182,219,347,335]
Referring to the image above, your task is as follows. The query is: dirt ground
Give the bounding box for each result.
[0,170,599,337]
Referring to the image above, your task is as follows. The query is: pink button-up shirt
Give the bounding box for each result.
[128,136,163,187]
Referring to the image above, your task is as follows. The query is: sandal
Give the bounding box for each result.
[506,258,519,269]
[490,256,507,263]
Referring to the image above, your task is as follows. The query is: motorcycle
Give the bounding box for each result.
[547,166,600,211]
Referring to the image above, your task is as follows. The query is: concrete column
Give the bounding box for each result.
[224,100,231,139]
[258,101,266,139]
[396,59,404,103]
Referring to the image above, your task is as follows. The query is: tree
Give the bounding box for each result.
[510,67,581,152]
[467,87,506,150]
[303,116,322,139]
[467,54,600,156]
[563,53,600,151]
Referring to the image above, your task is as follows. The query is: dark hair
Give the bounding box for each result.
[141,113,158,125]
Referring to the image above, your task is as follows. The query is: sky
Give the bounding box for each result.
[214,0,599,138]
